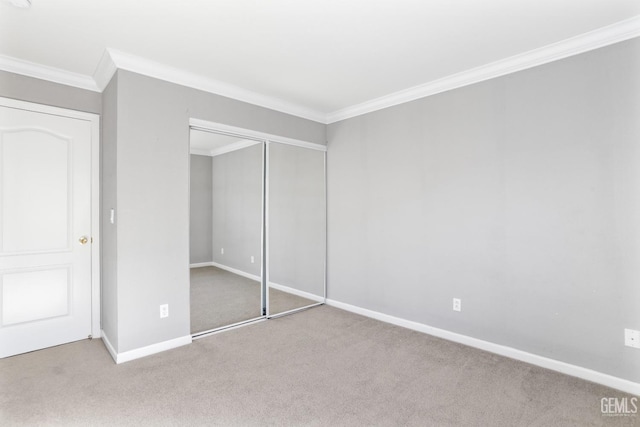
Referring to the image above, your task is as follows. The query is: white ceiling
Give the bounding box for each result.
[1,0,639,122]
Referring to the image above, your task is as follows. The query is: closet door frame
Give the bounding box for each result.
[188,118,327,337]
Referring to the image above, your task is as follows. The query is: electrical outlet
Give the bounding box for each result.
[453,298,461,312]
[250,256,255,264]
[160,304,169,319]
[625,329,640,348]
[221,248,224,255]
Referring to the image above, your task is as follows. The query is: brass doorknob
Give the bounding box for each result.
[79,236,89,245]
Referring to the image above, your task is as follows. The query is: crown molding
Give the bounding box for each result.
[0,54,100,92]
[326,15,640,124]
[190,138,262,157]
[208,139,262,157]
[92,49,118,91]
[1,15,639,125]
[98,49,327,123]
[189,148,214,157]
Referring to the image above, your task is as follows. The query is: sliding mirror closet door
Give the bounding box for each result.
[267,142,326,316]
[189,129,264,334]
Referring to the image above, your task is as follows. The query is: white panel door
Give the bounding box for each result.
[0,104,92,358]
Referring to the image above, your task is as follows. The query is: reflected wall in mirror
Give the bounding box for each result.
[189,129,264,333]
[267,142,326,316]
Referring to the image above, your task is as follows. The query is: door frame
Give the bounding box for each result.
[0,96,101,339]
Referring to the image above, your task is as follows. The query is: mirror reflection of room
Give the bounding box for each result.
[189,130,264,334]
[267,142,326,316]
[189,129,327,334]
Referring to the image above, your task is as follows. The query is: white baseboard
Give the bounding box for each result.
[211,261,260,281]
[190,262,214,268]
[195,261,261,282]
[100,330,118,363]
[269,282,324,303]
[325,299,640,396]
[100,331,192,364]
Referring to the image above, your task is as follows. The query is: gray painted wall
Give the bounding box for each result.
[0,70,101,114]
[211,145,263,277]
[189,154,213,264]
[101,74,118,348]
[269,143,325,297]
[327,38,640,383]
[109,70,325,352]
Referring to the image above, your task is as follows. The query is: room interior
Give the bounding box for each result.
[0,1,639,424]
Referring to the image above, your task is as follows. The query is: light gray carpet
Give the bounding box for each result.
[1,306,636,426]
[190,266,316,333]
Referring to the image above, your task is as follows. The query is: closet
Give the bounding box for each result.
[188,122,326,335]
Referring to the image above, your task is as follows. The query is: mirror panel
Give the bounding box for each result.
[189,129,264,333]
[267,142,326,315]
